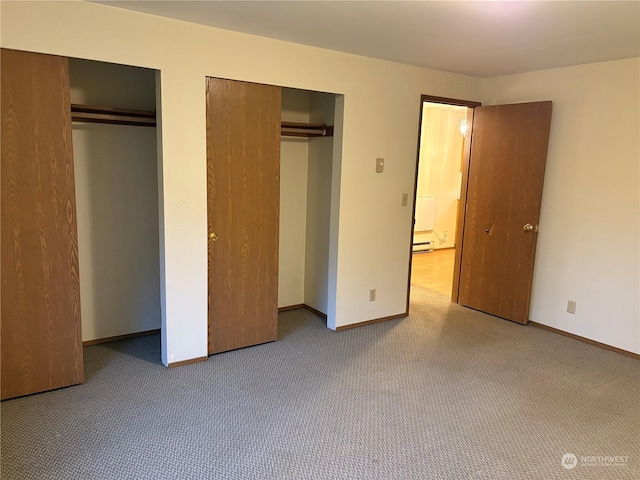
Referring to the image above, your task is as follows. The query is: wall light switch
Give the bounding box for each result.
[401,193,409,206]
[567,300,576,314]
[376,157,384,173]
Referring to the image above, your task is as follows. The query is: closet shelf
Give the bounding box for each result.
[281,121,333,138]
[71,104,156,127]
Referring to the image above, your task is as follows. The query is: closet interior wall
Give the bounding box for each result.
[69,59,161,342]
[279,88,335,315]
[305,92,335,314]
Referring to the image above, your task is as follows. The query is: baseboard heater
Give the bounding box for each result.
[412,240,433,253]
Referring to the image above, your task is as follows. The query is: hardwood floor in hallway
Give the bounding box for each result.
[410,248,455,297]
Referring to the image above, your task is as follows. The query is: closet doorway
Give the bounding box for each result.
[69,59,162,354]
[278,88,338,321]
[1,51,162,399]
[206,79,341,355]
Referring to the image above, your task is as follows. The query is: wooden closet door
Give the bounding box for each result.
[206,78,280,354]
[1,49,83,399]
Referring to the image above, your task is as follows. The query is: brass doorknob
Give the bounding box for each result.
[523,223,538,233]
[209,232,218,241]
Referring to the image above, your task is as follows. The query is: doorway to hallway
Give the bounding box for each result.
[409,98,471,298]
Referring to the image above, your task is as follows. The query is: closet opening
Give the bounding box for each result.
[206,80,343,355]
[69,59,162,363]
[278,87,340,327]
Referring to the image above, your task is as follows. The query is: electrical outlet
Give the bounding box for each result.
[401,193,409,206]
[567,300,576,314]
[376,158,384,173]
[369,289,376,302]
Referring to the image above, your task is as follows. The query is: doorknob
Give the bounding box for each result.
[209,232,218,241]
[523,223,538,233]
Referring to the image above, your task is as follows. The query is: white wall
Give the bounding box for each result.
[69,59,161,342]
[279,89,310,308]
[1,1,483,363]
[483,58,640,354]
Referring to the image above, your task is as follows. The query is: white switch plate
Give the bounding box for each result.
[567,300,576,314]
[376,157,384,173]
[401,193,409,206]
[369,289,376,302]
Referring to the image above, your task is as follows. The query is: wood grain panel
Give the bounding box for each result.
[206,78,280,354]
[459,101,552,324]
[1,49,83,399]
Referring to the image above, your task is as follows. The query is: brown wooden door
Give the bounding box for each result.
[458,101,552,324]
[206,78,280,354]
[1,49,83,399]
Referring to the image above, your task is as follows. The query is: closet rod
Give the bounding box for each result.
[281,121,334,138]
[70,105,334,136]
[71,104,156,127]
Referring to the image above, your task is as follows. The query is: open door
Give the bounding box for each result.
[1,49,84,399]
[206,78,280,354]
[458,101,552,324]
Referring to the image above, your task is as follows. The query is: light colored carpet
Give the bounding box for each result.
[1,285,638,479]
